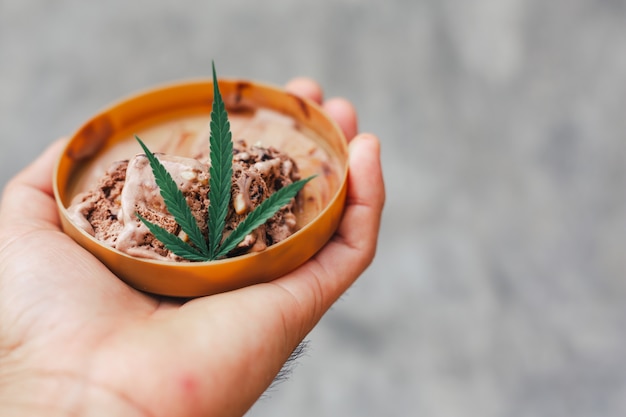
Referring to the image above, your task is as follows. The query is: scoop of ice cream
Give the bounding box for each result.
[67,140,301,261]
[115,153,209,260]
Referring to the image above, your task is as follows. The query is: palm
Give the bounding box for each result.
[0,79,384,417]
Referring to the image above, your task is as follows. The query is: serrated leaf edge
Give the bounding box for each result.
[207,61,233,260]
[136,213,210,261]
[215,176,315,259]
[135,136,210,257]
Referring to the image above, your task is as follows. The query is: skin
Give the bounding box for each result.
[0,78,385,417]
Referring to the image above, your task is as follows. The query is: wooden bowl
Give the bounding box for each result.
[53,79,348,297]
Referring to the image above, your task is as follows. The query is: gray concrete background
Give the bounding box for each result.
[2,0,626,416]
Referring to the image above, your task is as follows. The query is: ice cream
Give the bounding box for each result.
[67,139,301,261]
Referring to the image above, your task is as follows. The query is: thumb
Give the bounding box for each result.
[0,139,68,229]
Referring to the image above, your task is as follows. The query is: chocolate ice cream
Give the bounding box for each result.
[67,139,301,261]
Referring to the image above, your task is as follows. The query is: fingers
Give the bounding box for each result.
[8,139,68,196]
[315,132,385,285]
[285,78,358,140]
[346,133,386,215]
[337,133,386,262]
[284,77,323,104]
[323,98,358,142]
[270,132,385,337]
[0,139,68,228]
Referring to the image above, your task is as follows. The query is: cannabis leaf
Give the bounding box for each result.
[135,62,314,261]
[136,212,210,261]
[215,177,314,259]
[207,62,233,260]
[135,136,210,258]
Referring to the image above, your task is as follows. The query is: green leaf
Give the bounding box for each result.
[136,213,209,261]
[207,61,233,260]
[135,136,210,257]
[130,63,315,263]
[215,176,315,259]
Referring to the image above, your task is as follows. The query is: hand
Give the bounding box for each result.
[0,78,385,417]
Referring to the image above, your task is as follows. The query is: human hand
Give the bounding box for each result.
[0,78,385,417]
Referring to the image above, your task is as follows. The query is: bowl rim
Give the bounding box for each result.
[53,77,349,268]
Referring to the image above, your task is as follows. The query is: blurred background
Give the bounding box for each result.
[2,0,626,416]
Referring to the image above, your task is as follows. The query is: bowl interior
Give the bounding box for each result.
[54,79,348,297]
